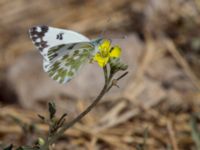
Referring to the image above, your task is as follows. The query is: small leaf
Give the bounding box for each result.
[37,137,45,146]
[118,63,128,71]
[37,114,45,121]
[48,102,56,120]
[57,113,67,127]
[110,58,128,73]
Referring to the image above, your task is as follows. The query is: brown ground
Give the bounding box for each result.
[0,0,200,149]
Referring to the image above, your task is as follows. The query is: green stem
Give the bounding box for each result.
[103,66,108,84]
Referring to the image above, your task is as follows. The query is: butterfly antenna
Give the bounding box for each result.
[112,35,128,40]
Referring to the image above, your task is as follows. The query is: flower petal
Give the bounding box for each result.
[98,39,111,54]
[93,53,109,67]
[110,46,121,58]
[98,58,109,67]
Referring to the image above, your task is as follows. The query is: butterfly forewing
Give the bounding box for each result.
[29,25,90,61]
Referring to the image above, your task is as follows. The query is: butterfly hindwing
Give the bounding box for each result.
[43,42,95,83]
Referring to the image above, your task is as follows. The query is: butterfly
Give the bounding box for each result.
[29,25,103,84]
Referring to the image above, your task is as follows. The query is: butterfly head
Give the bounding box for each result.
[91,37,104,46]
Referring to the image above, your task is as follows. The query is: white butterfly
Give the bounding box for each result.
[29,25,103,83]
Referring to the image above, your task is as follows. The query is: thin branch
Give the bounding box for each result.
[116,71,128,80]
[106,71,128,92]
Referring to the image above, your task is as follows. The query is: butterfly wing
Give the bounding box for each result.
[44,42,95,83]
[29,25,101,83]
[29,25,90,61]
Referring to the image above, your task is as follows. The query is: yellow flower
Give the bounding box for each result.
[93,39,121,67]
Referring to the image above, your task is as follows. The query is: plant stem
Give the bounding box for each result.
[41,69,128,150]
[41,78,110,150]
[106,71,128,92]
[103,66,108,84]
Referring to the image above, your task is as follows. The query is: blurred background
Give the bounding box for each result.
[0,0,200,149]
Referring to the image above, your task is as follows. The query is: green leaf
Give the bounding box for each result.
[37,137,45,146]
[110,58,128,73]
[48,102,56,120]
